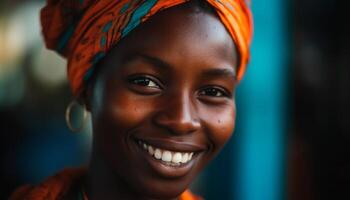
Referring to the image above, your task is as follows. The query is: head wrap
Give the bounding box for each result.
[41,0,253,96]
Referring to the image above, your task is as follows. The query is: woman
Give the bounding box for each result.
[11,0,252,199]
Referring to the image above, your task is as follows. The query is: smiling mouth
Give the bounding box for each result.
[136,139,195,167]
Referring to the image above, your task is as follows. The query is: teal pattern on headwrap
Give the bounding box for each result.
[83,0,159,83]
[121,0,158,37]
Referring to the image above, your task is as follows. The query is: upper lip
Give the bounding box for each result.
[133,137,207,153]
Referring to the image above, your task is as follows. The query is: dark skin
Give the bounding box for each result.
[82,2,238,200]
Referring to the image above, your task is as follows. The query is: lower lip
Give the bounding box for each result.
[134,140,197,178]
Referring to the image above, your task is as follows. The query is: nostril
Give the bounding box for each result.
[152,112,201,135]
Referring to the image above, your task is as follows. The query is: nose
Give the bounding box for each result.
[153,92,201,135]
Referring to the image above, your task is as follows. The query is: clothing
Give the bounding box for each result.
[10,168,202,200]
[40,0,253,96]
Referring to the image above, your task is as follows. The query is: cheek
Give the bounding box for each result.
[91,89,156,163]
[201,103,236,151]
[92,79,152,148]
[107,97,145,126]
[95,92,154,133]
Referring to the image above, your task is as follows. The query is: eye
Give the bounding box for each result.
[199,87,230,98]
[129,76,160,88]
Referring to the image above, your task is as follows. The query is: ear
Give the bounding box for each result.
[77,86,93,112]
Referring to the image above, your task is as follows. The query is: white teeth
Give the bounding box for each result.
[189,152,193,160]
[138,140,194,164]
[181,153,189,163]
[172,152,182,163]
[154,148,162,159]
[162,151,172,162]
[148,146,154,155]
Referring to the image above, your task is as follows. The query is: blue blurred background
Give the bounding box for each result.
[1,0,349,199]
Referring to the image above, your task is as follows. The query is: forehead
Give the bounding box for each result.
[101,2,238,76]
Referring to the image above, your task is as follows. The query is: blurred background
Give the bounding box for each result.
[0,0,349,199]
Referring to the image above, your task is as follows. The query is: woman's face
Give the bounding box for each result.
[88,3,238,199]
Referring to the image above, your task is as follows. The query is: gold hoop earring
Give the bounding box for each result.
[65,100,88,133]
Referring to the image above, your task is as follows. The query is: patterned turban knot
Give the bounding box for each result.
[41,0,253,96]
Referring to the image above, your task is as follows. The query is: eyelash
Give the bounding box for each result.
[131,77,160,88]
[129,76,161,89]
[198,87,230,98]
[128,75,230,98]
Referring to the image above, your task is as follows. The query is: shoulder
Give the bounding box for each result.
[9,167,86,200]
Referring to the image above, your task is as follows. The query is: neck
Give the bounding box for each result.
[85,150,179,200]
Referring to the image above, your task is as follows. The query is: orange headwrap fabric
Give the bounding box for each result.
[41,0,253,96]
[10,168,202,200]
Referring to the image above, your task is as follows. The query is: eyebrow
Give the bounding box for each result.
[201,68,237,80]
[123,53,236,80]
[123,53,171,70]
